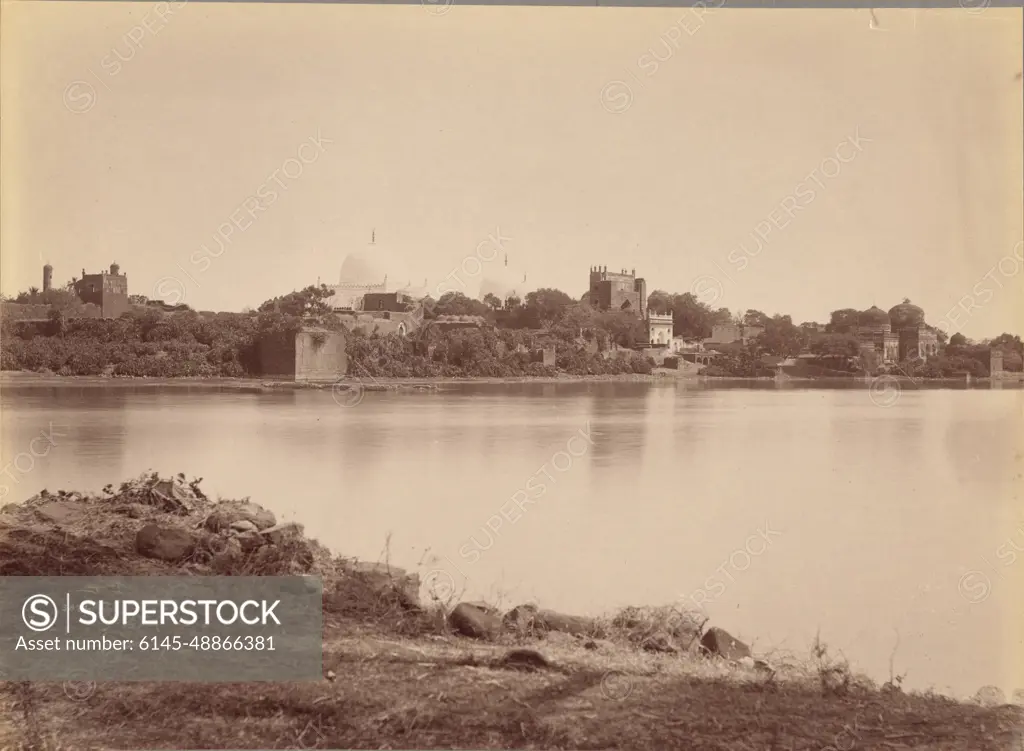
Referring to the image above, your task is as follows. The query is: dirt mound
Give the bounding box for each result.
[0,471,336,579]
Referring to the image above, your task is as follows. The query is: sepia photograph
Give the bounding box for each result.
[0,0,1023,748]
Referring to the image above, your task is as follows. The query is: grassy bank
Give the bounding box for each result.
[1,474,1022,750]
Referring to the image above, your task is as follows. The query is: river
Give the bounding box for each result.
[1,380,1021,699]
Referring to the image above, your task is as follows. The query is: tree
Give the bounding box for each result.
[646,290,674,315]
[809,333,861,357]
[553,303,600,339]
[749,315,807,357]
[482,293,503,311]
[597,310,646,349]
[663,292,729,340]
[826,308,861,334]
[434,292,490,318]
[949,332,968,347]
[46,308,67,338]
[990,333,1023,352]
[522,288,574,327]
[257,284,335,319]
[742,309,771,329]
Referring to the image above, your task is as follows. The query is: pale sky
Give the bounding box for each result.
[2,3,1022,337]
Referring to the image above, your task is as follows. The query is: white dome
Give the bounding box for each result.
[478,266,531,302]
[339,248,413,288]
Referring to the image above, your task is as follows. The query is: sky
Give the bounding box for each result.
[2,3,1022,338]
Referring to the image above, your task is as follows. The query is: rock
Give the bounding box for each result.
[346,561,409,577]
[584,639,600,650]
[504,604,597,636]
[973,685,1006,707]
[259,521,304,545]
[325,669,336,682]
[641,632,679,654]
[465,600,499,615]
[236,530,265,553]
[135,524,195,562]
[534,609,599,636]
[504,603,539,630]
[35,501,87,525]
[737,656,755,669]
[340,561,421,610]
[149,478,197,513]
[698,627,751,661]
[753,659,774,675]
[1,503,20,515]
[203,501,277,533]
[125,504,149,519]
[230,519,259,534]
[448,602,503,640]
[497,649,553,671]
[211,536,244,571]
[1012,688,1024,706]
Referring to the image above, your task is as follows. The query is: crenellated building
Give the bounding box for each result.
[588,266,647,317]
[73,262,130,319]
[587,265,674,346]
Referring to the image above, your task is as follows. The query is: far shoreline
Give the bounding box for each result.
[2,370,1022,391]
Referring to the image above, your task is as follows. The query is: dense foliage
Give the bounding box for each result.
[2,281,1021,380]
[346,326,653,379]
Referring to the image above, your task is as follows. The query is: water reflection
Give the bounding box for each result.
[0,382,1021,698]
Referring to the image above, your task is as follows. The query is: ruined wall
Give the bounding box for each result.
[295,329,347,382]
[1,302,103,322]
[258,332,297,379]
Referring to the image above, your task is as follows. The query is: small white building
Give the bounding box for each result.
[647,313,674,346]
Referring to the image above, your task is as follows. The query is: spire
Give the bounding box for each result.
[371,229,375,244]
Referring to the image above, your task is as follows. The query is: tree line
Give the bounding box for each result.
[2,282,1021,378]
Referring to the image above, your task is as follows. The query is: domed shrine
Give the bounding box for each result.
[856,299,938,364]
[888,300,926,330]
[856,306,899,363]
[325,235,426,311]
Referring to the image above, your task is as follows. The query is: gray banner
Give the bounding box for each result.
[0,576,323,681]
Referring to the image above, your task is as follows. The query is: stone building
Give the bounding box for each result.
[258,328,347,382]
[889,300,938,361]
[647,312,674,346]
[990,349,1004,376]
[856,306,900,363]
[705,323,763,346]
[363,291,416,312]
[74,262,130,319]
[325,240,426,312]
[588,266,647,317]
[854,301,939,363]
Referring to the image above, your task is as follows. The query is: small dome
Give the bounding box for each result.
[859,306,891,326]
[888,300,925,329]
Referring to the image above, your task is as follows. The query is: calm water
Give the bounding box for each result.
[2,381,1022,698]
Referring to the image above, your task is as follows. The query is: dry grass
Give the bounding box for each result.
[2,473,1022,750]
[4,627,1022,751]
